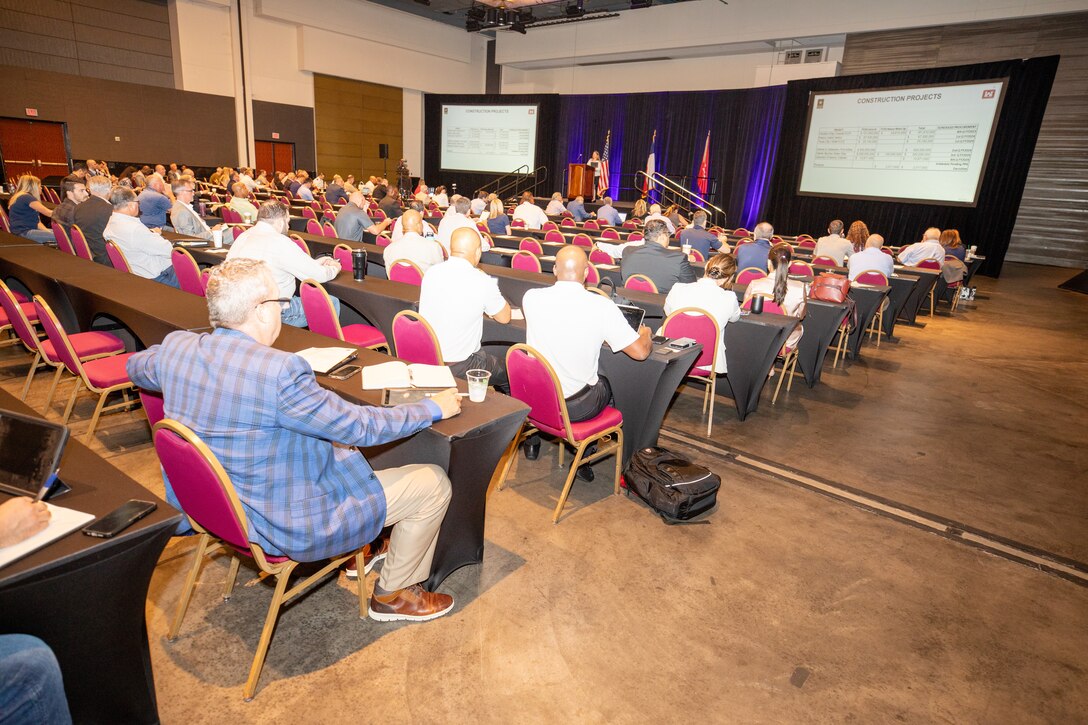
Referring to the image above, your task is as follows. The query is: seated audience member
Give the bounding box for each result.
[664,204,688,229]
[104,187,179,287]
[897,227,946,266]
[485,198,511,236]
[522,245,653,475]
[941,228,967,262]
[814,219,852,266]
[296,179,315,202]
[643,204,676,234]
[391,201,437,241]
[595,197,621,227]
[228,201,340,326]
[734,221,775,273]
[286,173,302,195]
[630,198,648,221]
[75,174,114,264]
[432,185,449,208]
[848,234,895,281]
[361,176,378,196]
[85,158,102,177]
[419,227,511,388]
[127,258,460,621]
[377,185,403,220]
[470,191,489,216]
[437,197,484,253]
[229,182,259,224]
[414,184,430,203]
[513,191,549,230]
[566,195,591,222]
[137,175,173,229]
[620,219,695,294]
[325,176,348,206]
[846,219,871,254]
[677,211,722,259]
[334,192,392,242]
[312,173,326,192]
[7,175,54,244]
[170,179,223,242]
[167,163,181,182]
[384,210,445,273]
[342,175,359,194]
[545,193,566,216]
[50,175,89,232]
[443,195,461,217]
[744,243,805,347]
[663,252,741,373]
[0,499,73,725]
[272,171,288,191]
[237,167,256,192]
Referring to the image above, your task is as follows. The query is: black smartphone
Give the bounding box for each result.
[328,364,361,381]
[83,500,157,538]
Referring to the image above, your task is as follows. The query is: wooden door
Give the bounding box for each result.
[255,140,274,175]
[0,118,70,183]
[272,142,295,173]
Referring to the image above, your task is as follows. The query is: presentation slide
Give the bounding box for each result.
[798,80,1007,206]
[440,104,538,174]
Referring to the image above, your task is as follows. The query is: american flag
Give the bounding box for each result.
[597,130,611,198]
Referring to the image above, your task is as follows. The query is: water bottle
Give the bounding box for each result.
[352,249,366,281]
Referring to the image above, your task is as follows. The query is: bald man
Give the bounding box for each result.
[383,209,444,273]
[334,191,392,242]
[419,227,511,389]
[897,227,946,266]
[524,246,652,422]
[137,173,173,229]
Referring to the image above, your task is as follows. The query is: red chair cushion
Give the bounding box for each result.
[40,331,126,363]
[0,302,37,326]
[342,324,386,349]
[533,405,622,442]
[82,352,136,388]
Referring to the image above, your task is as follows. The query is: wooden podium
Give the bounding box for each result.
[567,163,594,198]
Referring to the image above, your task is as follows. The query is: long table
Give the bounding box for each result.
[0,389,182,724]
[0,240,527,591]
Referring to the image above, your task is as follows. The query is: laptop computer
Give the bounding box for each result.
[615,303,646,332]
[0,409,70,501]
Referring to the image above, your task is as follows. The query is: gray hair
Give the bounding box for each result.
[754,222,774,240]
[602,196,612,205]
[171,178,194,195]
[828,219,844,235]
[643,219,670,246]
[87,175,112,197]
[923,227,941,241]
[109,186,137,210]
[866,234,884,249]
[256,200,289,223]
[692,211,707,228]
[206,258,273,329]
[454,197,471,215]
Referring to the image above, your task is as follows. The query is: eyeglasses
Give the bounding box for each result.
[259,298,291,311]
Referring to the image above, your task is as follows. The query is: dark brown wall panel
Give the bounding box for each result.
[842,12,1088,269]
[0,64,235,166]
[314,74,402,181]
[252,100,316,171]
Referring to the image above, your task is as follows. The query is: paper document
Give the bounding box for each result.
[0,502,95,570]
[295,346,357,374]
[362,361,456,390]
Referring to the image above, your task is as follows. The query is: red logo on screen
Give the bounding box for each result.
[982,89,995,99]
[528,109,535,114]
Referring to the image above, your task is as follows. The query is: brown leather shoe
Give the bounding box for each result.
[368,584,454,622]
[342,539,389,580]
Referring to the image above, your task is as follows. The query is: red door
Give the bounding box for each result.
[255,140,295,174]
[0,118,70,184]
[255,140,274,175]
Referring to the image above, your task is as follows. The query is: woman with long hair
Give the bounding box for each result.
[664,203,689,229]
[631,197,648,221]
[663,252,741,373]
[743,242,805,347]
[846,220,870,253]
[940,228,966,261]
[485,197,511,236]
[7,174,54,244]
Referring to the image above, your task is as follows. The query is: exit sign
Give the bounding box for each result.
[25,108,38,117]
[271,132,280,139]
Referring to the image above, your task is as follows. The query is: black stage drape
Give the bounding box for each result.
[764,57,1059,277]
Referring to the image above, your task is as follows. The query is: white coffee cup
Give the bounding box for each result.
[212,229,223,248]
[682,243,691,255]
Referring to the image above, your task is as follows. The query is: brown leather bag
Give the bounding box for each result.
[809,273,850,303]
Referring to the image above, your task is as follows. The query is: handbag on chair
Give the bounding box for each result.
[808,273,850,303]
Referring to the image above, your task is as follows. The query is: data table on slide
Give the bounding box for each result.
[812,124,979,172]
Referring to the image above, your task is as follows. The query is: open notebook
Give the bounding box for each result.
[361,361,456,390]
[294,346,357,374]
[0,501,95,570]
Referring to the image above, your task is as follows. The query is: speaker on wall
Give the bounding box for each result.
[379,143,389,159]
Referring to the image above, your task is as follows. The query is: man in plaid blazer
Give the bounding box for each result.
[128,258,460,622]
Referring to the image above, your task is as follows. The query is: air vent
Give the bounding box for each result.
[805,48,825,63]
[577,56,671,67]
[783,49,802,65]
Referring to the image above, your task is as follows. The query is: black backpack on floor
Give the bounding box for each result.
[623,446,721,524]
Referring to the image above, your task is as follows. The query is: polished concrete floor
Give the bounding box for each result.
[2,262,1086,723]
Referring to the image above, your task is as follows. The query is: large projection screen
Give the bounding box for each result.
[440,104,539,174]
[798,80,1007,206]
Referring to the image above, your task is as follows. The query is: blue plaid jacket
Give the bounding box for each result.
[128,328,437,561]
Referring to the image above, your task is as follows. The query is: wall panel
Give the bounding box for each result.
[842,11,1088,268]
[314,74,402,181]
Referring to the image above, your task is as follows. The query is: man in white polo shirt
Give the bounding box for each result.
[436,197,482,254]
[384,210,444,274]
[419,227,512,388]
[103,186,179,287]
[512,191,548,230]
[814,219,852,266]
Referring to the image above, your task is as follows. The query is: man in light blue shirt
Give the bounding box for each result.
[596,197,621,227]
[296,180,315,202]
[848,234,895,280]
[566,195,591,222]
[137,175,173,229]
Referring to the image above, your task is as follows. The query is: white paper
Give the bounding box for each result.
[0,502,95,570]
[295,346,357,374]
[361,362,456,390]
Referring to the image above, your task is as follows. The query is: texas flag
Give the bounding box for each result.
[696,131,710,198]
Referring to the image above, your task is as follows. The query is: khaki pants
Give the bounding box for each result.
[375,463,451,591]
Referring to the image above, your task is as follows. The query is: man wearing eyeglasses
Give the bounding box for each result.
[170,179,226,242]
[127,258,462,622]
[227,200,341,327]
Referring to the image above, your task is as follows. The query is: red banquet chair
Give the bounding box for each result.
[542,221,559,232]
[560,217,576,227]
[53,223,75,255]
[519,238,544,255]
[740,297,801,404]
[600,228,620,241]
[499,344,625,523]
[585,263,601,285]
[288,234,310,255]
[511,251,542,273]
[797,238,817,250]
[388,260,424,286]
[299,280,387,351]
[543,230,565,244]
[104,240,133,273]
[333,243,353,273]
[583,220,599,230]
[322,221,337,238]
[572,233,593,249]
[626,232,644,242]
[589,248,613,266]
[511,219,526,229]
[662,307,720,436]
[736,267,767,286]
[391,310,443,365]
[305,218,323,236]
[855,270,891,344]
[624,274,658,294]
[915,259,942,315]
[812,256,838,267]
[171,247,205,297]
[69,225,93,260]
[788,260,814,276]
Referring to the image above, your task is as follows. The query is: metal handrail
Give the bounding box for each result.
[636,171,727,226]
[495,165,548,201]
[475,165,530,196]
